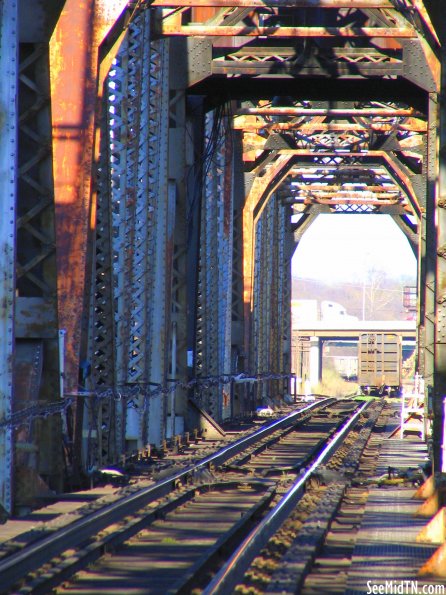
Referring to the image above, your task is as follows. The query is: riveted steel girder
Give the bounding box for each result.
[434,59,446,472]
[86,9,172,461]
[0,0,18,515]
[252,194,289,402]
[49,0,128,397]
[243,154,293,363]
[195,109,234,422]
[160,25,417,38]
[152,0,395,6]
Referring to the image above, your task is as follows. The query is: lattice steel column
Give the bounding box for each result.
[87,10,172,464]
[419,94,438,388]
[86,91,120,468]
[0,0,18,515]
[252,194,289,403]
[253,197,275,403]
[167,88,188,436]
[146,36,172,444]
[195,109,234,421]
[231,132,247,414]
[269,195,281,398]
[282,204,294,390]
[16,39,63,497]
[253,214,265,402]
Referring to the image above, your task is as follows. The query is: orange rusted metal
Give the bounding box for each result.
[160,24,417,37]
[237,107,422,116]
[49,0,128,395]
[154,0,395,6]
[413,475,436,499]
[192,6,220,22]
[247,149,422,216]
[412,0,440,46]
[416,507,446,544]
[234,120,428,132]
[418,541,446,577]
[242,154,293,357]
[415,491,440,517]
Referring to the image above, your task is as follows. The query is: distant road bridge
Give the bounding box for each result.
[293,320,417,340]
[292,321,416,388]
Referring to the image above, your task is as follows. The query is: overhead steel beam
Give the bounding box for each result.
[159,25,417,38]
[234,121,427,133]
[212,46,404,78]
[237,108,423,117]
[253,150,423,217]
[293,198,401,205]
[0,0,18,515]
[152,0,394,6]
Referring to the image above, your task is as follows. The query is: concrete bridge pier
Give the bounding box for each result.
[309,337,322,391]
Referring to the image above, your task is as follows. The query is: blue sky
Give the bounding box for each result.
[292,214,417,282]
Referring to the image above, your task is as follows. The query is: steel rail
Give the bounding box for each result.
[0,400,326,591]
[203,400,370,594]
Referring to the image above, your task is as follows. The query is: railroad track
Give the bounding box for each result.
[0,398,375,594]
[219,398,388,595]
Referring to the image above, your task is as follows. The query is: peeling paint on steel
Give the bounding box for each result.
[49,0,128,394]
[0,0,18,514]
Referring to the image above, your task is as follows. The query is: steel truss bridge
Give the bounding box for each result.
[0,0,445,513]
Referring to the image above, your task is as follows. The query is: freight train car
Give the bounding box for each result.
[358,332,402,396]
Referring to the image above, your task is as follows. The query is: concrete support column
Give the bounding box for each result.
[309,337,321,389]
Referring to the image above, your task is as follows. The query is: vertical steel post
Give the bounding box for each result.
[252,215,264,402]
[231,132,246,414]
[195,109,233,422]
[87,10,172,463]
[435,52,446,472]
[168,96,188,427]
[49,0,128,396]
[420,94,438,443]
[0,0,18,514]
[146,36,172,444]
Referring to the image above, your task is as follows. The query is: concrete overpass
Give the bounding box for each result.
[292,321,416,389]
[293,320,417,340]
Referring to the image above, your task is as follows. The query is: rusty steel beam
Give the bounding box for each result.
[234,121,428,133]
[296,191,401,198]
[243,155,293,358]
[0,0,18,515]
[280,150,423,216]
[412,0,440,46]
[152,0,394,5]
[289,184,401,192]
[49,1,128,395]
[237,107,423,117]
[159,24,417,37]
[302,198,401,205]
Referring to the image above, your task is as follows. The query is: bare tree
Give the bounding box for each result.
[363,268,400,320]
